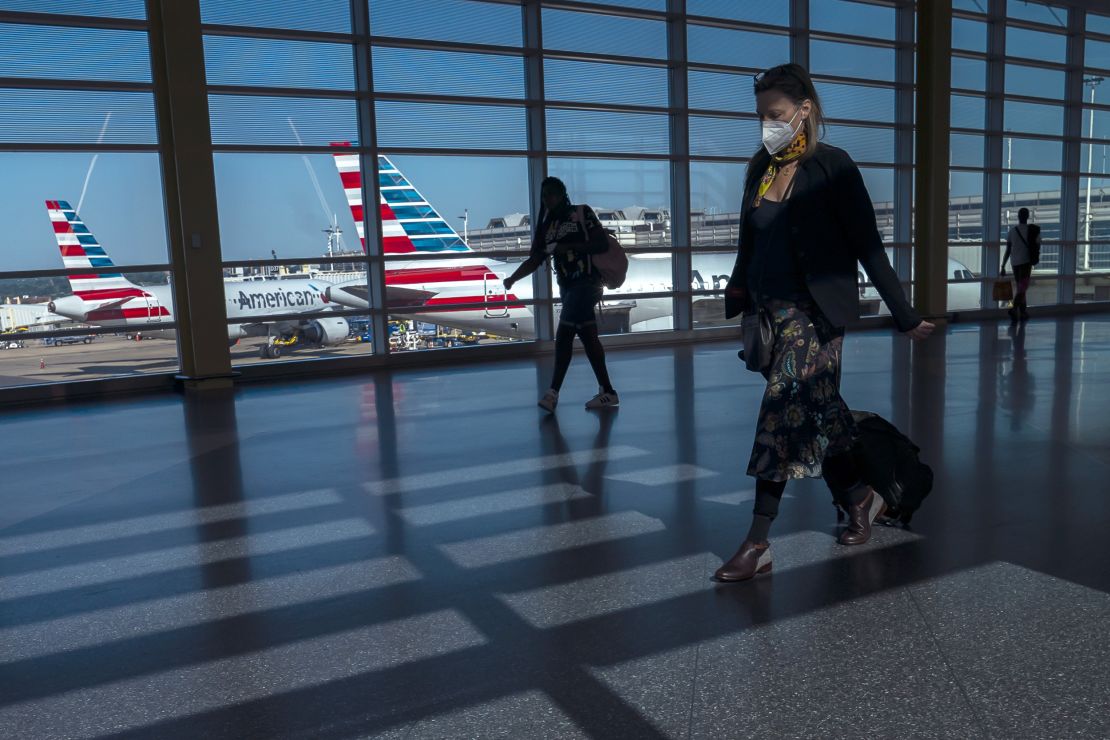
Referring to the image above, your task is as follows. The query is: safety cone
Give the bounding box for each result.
[40,358,45,370]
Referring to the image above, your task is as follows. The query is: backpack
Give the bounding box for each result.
[844,411,934,526]
[576,205,628,290]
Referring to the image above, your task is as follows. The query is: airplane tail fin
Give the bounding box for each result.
[330,142,472,256]
[45,200,145,301]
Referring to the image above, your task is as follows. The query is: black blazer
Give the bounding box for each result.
[725,143,922,333]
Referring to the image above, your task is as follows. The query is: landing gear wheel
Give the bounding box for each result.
[262,342,282,359]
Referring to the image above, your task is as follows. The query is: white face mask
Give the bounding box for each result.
[761,107,804,155]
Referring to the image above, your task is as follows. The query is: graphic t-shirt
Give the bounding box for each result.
[531,205,609,286]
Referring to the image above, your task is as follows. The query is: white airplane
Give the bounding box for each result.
[861,257,984,317]
[324,145,736,336]
[43,200,350,358]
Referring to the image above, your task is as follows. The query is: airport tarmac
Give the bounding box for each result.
[0,335,381,388]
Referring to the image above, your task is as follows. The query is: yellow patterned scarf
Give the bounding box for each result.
[754,130,807,208]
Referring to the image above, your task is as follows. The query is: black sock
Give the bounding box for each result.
[746,479,787,543]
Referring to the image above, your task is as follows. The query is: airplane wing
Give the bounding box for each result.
[325,281,436,310]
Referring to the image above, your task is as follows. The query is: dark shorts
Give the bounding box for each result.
[558,280,604,327]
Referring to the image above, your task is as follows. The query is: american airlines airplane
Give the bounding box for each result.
[324,144,736,336]
[44,200,350,358]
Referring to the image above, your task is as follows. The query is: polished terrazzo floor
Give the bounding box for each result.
[1,317,1109,739]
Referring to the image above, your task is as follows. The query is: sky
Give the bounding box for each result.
[2,0,1109,272]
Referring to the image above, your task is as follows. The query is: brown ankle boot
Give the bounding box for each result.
[714,540,772,582]
[838,488,886,546]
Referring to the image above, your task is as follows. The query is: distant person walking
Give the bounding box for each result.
[1002,207,1040,323]
[505,176,618,412]
[715,63,934,583]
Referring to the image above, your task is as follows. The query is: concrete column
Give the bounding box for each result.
[914,0,953,320]
[523,0,554,341]
[354,0,390,356]
[148,0,235,388]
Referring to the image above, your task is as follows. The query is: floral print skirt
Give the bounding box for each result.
[747,299,857,482]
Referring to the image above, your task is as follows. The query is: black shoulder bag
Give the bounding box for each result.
[738,181,796,376]
[1016,224,1041,266]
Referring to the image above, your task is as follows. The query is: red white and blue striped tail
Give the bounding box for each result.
[330,142,472,255]
[45,199,145,301]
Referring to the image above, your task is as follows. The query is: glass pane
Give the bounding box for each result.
[688,70,756,113]
[947,248,983,311]
[1080,135,1110,177]
[688,25,789,69]
[1004,100,1063,136]
[377,102,525,150]
[953,18,987,52]
[543,9,665,59]
[0,273,180,387]
[201,0,350,32]
[951,133,985,168]
[0,89,157,145]
[545,59,667,108]
[1088,39,1110,71]
[585,0,666,9]
[203,36,355,90]
[547,158,671,251]
[373,48,524,99]
[1006,0,1068,28]
[0,0,145,18]
[810,40,895,82]
[546,109,669,154]
[0,23,151,83]
[860,167,896,241]
[686,0,789,26]
[209,94,359,146]
[825,125,895,163]
[1090,14,1110,36]
[950,171,985,243]
[1078,176,1110,245]
[1075,270,1110,303]
[690,160,746,226]
[953,0,987,13]
[1004,137,1062,172]
[1005,64,1066,101]
[1006,26,1066,63]
[690,115,759,157]
[369,0,522,47]
[951,94,986,130]
[0,153,169,272]
[811,0,895,39]
[952,56,987,91]
[818,83,895,123]
[1002,174,1062,241]
[215,152,366,262]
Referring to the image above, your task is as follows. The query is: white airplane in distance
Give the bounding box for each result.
[44,200,350,358]
[324,144,737,336]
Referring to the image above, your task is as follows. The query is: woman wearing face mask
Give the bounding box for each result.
[714,63,935,583]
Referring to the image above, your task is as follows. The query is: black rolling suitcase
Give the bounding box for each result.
[837,411,934,526]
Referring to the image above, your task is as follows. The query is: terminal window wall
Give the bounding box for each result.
[201,0,375,364]
[0,1,178,388]
[1080,10,1110,301]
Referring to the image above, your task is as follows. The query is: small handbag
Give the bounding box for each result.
[992,279,1014,303]
[739,306,774,375]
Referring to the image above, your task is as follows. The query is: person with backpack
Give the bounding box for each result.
[505,176,619,412]
[1001,207,1040,323]
[714,64,935,583]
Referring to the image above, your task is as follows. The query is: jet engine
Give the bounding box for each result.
[302,317,350,346]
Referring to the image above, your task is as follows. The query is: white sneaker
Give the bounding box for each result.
[538,389,559,413]
[585,388,619,410]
